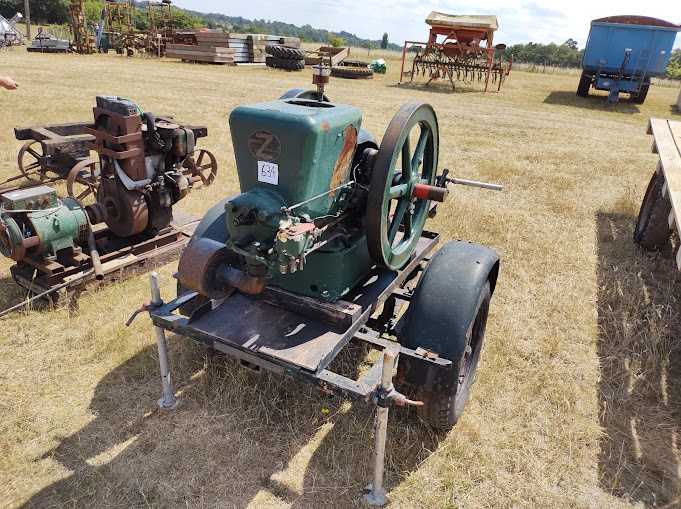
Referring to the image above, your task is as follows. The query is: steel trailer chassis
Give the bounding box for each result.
[145,231,450,506]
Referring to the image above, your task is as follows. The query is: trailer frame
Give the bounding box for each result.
[145,230,453,505]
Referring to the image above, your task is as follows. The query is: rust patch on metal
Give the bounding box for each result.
[329,125,357,196]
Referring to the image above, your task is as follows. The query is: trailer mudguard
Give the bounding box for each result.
[399,240,499,362]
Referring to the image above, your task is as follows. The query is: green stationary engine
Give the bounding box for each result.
[179,78,448,302]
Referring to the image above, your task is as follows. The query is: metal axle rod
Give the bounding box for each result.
[446,177,503,192]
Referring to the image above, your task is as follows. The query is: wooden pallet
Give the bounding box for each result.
[648,118,681,268]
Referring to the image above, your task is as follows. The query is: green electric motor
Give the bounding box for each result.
[0,186,89,262]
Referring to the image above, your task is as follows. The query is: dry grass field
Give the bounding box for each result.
[1,46,681,508]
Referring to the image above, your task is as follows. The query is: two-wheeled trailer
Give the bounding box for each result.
[145,227,498,506]
[137,80,502,505]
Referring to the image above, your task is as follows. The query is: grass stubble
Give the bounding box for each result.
[0,46,680,508]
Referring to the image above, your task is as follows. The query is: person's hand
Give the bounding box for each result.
[0,77,18,90]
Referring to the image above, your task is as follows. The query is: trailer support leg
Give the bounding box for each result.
[363,350,396,507]
[150,272,178,410]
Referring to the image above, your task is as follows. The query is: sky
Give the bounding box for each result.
[173,0,681,49]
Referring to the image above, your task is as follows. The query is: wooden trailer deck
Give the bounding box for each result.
[647,118,681,267]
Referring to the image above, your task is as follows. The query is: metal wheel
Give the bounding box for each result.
[183,149,218,187]
[66,158,100,205]
[634,170,672,251]
[17,141,48,182]
[366,102,439,270]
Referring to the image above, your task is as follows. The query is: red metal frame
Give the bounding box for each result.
[399,22,511,92]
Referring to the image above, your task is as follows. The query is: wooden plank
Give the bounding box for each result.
[649,118,681,269]
[166,46,236,55]
[259,286,363,329]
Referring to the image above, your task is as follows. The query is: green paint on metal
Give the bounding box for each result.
[270,235,373,301]
[29,197,88,257]
[229,99,362,218]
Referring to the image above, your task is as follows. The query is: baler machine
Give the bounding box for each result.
[142,73,502,505]
[0,96,217,306]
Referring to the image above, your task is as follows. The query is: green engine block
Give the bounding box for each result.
[222,97,370,300]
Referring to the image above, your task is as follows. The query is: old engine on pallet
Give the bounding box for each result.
[179,79,449,302]
[90,95,202,238]
[0,96,214,285]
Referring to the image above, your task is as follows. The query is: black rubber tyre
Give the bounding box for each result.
[632,83,650,104]
[577,71,591,97]
[415,282,490,430]
[265,45,305,60]
[634,171,672,251]
[266,56,305,71]
[331,66,374,79]
[341,59,371,68]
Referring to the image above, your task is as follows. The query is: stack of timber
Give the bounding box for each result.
[165,43,238,64]
[249,34,301,63]
[196,31,250,63]
[165,31,301,65]
[172,31,198,45]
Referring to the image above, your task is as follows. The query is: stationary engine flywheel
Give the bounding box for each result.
[366,102,439,270]
[97,178,149,238]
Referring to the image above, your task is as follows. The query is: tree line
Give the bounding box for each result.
[505,39,681,79]
[1,1,679,79]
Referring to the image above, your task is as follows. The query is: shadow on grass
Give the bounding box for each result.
[597,212,681,506]
[22,336,439,508]
[389,82,484,95]
[0,274,28,311]
[544,91,641,114]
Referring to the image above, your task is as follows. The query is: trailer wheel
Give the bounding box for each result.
[577,72,590,97]
[398,241,498,430]
[415,283,490,430]
[634,170,672,251]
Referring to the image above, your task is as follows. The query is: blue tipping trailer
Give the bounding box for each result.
[577,16,680,104]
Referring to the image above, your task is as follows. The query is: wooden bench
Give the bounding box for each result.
[635,118,681,267]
